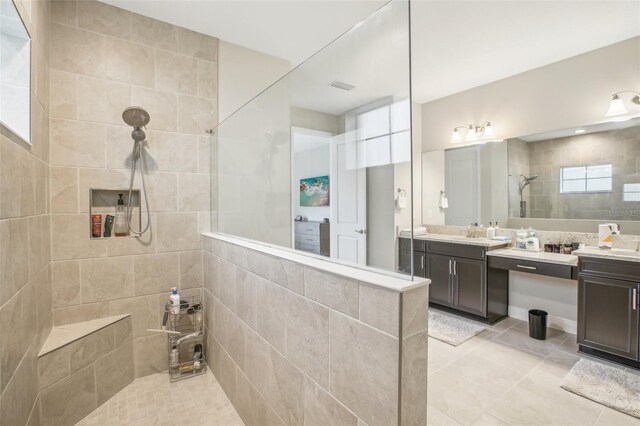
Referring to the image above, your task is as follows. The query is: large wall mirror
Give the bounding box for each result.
[0,0,31,143]
[417,0,640,235]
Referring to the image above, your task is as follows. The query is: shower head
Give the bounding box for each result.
[122,106,150,128]
[122,107,150,142]
[519,174,538,192]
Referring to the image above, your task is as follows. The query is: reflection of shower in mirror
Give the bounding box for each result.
[519,174,538,218]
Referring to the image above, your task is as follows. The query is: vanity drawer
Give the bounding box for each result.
[296,234,320,246]
[488,256,573,279]
[579,257,640,282]
[296,222,320,235]
[426,241,486,260]
[295,222,320,236]
[299,243,321,255]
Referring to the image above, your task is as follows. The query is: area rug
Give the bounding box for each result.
[561,358,640,419]
[428,310,487,346]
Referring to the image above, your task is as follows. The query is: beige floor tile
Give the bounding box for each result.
[427,314,639,426]
[488,316,522,332]
[470,413,510,426]
[428,404,463,426]
[440,350,533,397]
[428,370,499,425]
[77,370,244,426]
[594,407,640,426]
[492,327,563,356]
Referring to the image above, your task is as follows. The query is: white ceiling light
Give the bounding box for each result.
[451,128,462,143]
[450,122,497,144]
[606,91,640,117]
[466,125,478,142]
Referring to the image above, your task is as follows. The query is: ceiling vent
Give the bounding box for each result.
[330,81,355,91]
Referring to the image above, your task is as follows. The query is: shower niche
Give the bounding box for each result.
[89,189,141,239]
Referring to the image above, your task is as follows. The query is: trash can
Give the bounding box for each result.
[528,309,548,340]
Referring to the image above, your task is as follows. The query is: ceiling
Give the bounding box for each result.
[107,0,640,108]
[104,0,387,65]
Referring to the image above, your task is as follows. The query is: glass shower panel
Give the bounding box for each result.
[213,0,413,275]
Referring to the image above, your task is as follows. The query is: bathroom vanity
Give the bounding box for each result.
[573,248,640,369]
[399,235,509,323]
[400,235,582,324]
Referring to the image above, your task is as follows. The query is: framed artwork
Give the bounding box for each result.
[300,176,329,206]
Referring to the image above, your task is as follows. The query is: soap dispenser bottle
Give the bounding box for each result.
[486,222,495,239]
[114,194,128,237]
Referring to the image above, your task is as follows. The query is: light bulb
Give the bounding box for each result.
[482,122,495,139]
[451,128,461,143]
[605,94,628,117]
[466,125,478,142]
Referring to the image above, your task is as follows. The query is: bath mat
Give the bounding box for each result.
[428,310,486,346]
[561,358,640,419]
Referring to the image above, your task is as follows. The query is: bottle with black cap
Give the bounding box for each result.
[114,193,129,237]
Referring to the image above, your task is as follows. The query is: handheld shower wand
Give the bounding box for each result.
[518,174,538,218]
[122,106,151,235]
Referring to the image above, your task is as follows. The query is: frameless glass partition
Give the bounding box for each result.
[213,0,414,275]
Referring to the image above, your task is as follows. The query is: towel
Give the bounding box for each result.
[400,227,427,236]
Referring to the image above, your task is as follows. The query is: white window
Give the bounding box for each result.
[624,183,640,202]
[560,164,612,193]
[354,99,410,168]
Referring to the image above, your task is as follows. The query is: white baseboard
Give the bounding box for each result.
[508,305,577,335]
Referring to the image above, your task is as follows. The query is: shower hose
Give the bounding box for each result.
[127,140,151,235]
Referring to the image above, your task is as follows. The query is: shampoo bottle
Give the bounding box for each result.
[170,287,180,314]
[114,194,128,237]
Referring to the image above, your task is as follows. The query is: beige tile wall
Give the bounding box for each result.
[203,235,428,426]
[48,0,218,379]
[0,0,52,425]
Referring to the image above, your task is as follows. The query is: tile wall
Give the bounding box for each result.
[48,0,218,378]
[202,234,428,426]
[0,0,52,424]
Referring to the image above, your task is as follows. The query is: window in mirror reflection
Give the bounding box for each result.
[623,184,640,202]
[560,164,612,193]
[0,0,30,143]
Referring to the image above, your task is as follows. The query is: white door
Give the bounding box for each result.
[445,146,480,226]
[330,131,367,265]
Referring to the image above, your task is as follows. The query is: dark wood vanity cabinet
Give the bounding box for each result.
[399,238,507,323]
[426,253,453,306]
[577,257,640,366]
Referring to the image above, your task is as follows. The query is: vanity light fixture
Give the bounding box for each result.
[605,91,640,117]
[450,122,496,144]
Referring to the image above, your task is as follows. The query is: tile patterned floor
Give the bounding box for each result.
[427,310,640,426]
[77,370,244,426]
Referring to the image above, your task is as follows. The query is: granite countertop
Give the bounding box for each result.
[573,247,640,263]
[408,234,510,248]
[487,248,578,266]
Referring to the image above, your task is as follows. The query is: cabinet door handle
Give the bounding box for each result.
[517,265,537,270]
[449,259,452,275]
[421,255,425,269]
[633,288,637,311]
[453,260,457,275]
